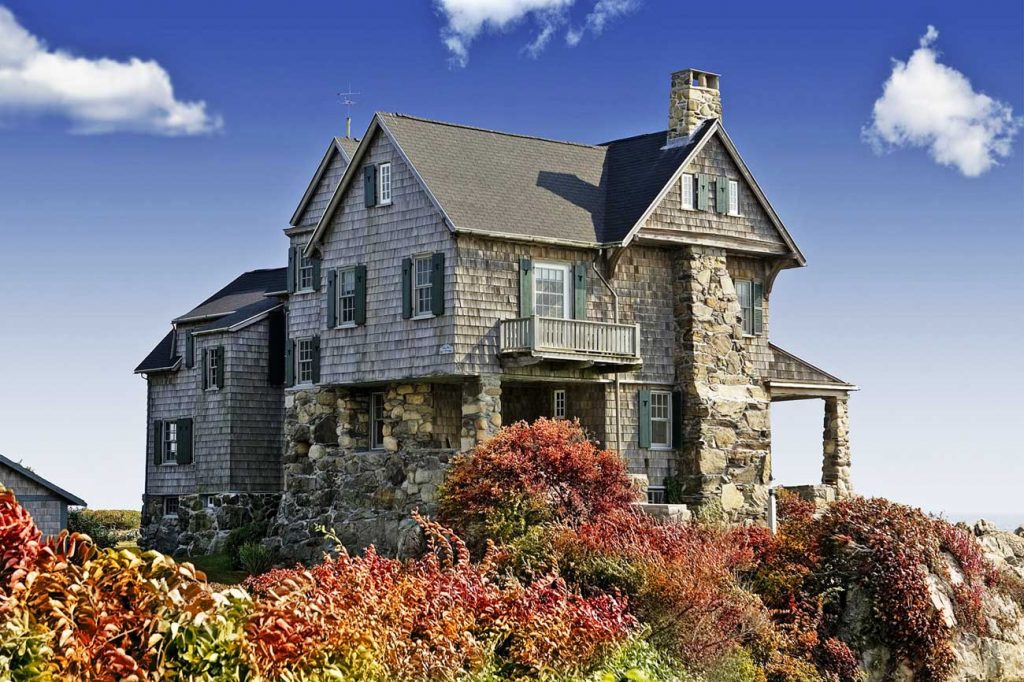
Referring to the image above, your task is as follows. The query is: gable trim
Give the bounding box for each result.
[616,121,806,266]
[289,138,354,228]
[304,114,456,257]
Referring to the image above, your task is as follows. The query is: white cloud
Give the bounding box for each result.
[0,6,222,135]
[434,0,637,66]
[863,25,1021,177]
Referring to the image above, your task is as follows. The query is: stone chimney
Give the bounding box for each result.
[667,68,722,146]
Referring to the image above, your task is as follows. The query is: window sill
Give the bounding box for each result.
[205,387,221,393]
[334,322,358,330]
[649,445,674,452]
[376,200,392,208]
[293,288,315,295]
[158,462,178,467]
[411,313,435,321]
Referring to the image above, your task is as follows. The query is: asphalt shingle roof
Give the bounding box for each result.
[379,113,711,245]
[134,329,178,373]
[768,344,853,388]
[194,297,282,334]
[174,268,287,323]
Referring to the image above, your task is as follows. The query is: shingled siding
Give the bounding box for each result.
[296,149,349,228]
[641,135,786,251]
[225,318,284,492]
[0,466,67,536]
[292,129,459,385]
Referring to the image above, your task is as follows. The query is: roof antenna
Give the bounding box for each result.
[337,86,360,138]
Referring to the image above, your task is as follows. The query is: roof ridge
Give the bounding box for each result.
[598,129,668,146]
[379,112,602,150]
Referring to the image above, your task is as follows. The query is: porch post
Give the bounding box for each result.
[461,375,502,452]
[821,395,852,498]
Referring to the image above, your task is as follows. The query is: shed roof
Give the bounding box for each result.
[767,344,855,389]
[0,453,87,507]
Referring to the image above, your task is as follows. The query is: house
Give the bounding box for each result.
[138,68,856,560]
[135,268,288,553]
[0,453,86,536]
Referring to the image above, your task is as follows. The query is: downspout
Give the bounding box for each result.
[593,252,623,454]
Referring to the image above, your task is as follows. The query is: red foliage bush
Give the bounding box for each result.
[439,418,639,547]
[0,486,42,596]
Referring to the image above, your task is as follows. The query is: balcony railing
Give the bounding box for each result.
[499,316,641,368]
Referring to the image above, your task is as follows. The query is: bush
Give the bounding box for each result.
[66,508,119,548]
[223,523,267,570]
[439,418,640,551]
[80,508,140,531]
[237,541,274,575]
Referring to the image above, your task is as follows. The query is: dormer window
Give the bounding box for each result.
[378,162,392,205]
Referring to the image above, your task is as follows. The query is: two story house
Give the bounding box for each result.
[267,69,856,562]
[137,68,855,560]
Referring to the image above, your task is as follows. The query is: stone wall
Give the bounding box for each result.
[141,492,280,556]
[672,245,771,521]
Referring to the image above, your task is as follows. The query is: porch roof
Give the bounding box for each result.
[767,344,857,400]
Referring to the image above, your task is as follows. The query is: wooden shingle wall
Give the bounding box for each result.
[291,130,458,385]
[727,255,772,377]
[296,150,349,228]
[0,466,66,536]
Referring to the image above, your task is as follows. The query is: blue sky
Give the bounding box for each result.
[0,0,1021,521]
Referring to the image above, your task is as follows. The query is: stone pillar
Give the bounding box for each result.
[672,246,771,520]
[821,396,852,498]
[383,383,435,452]
[461,375,502,452]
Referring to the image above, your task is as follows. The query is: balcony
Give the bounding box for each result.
[498,316,642,371]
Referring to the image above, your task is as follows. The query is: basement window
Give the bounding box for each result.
[647,487,667,504]
[163,496,179,517]
[370,392,386,450]
[552,389,566,419]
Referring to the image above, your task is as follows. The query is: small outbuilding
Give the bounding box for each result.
[0,454,86,535]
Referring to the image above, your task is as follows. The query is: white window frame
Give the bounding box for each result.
[552,389,566,419]
[161,421,178,465]
[377,162,392,206]
[647,487,667,504]
[728,179,740,216]
[336,267,357,327]
[370,392,386,450]
[201,494,216,510]
[533,261,572,319]
[205,349,219,391]
[650,390,672,450]
[295,337,315,385]
[297,253,315,292]
[736,280,762,337]
[163,496,179,517]
[413,254,434,318]
[681,173,695,210]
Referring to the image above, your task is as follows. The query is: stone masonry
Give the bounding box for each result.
[672,246,772,520]
[141,492,280,556]
[822,396,852,498]
[667,68,723,142]
[461,375,502,452]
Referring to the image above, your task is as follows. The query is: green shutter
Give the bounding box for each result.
[311,255,322,292]
[672,390,683,448]
[287,246,297,294]
[311,336,321,384]
[354,265,367,325]
[215,346,225,388]
[573,262,587,320]
[401,258,413,319]
[326,269,338,328]
[176,418,193,465]
[363,165,377,207]
[716,176,730,213]
[696,174,709,211]
[201,348,208,390]
[152,420,163,466]
[519,257,533,317]
[430,252,445,316]
[637,389,652,449]
[752,282,764,335]
[184,331,194,369]
[285,339,295,387]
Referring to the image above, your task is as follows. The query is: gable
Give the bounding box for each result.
[293,145,350,229]
[637,134,790,255]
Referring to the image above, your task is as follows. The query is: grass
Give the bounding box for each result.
[188,552,248,586]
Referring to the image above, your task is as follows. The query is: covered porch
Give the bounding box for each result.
[500,379,610,447]
[767,344,857,503]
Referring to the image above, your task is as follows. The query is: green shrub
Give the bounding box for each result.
[223,523,267,569]
[237,542,274,575]
[81,508,140,531]
[67,508,118,548]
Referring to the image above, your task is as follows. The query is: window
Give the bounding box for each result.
[298,253,314,291]
[414,255,433,317]
[650,391,672,449]
[163,496,179,517]
[296,338,315,385]
[728,179,739,215]
[370,392,386,450]
[206,348,219,390]
[552,389,566,419]
[378,163,392,205]
[647,487,667,504]
[681,174,695,210]
[337,268,356,325]
[735,280,764,336]
[161,421,178,465]
[201,495,215,510]
[534,262,571,319]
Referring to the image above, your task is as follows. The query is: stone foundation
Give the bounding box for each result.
[672,246,772,521]
[140,492,280,556]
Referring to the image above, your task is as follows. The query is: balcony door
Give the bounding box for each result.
[534,262,571,319]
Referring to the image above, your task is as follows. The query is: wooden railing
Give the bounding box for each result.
[499,316,641,359]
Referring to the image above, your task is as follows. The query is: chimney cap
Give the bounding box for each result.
[673,68,720,90]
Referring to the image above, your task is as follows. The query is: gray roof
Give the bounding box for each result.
[134,329,179,373]
[335,136,360,159]
[767,344,854,388]
[378,113,710,245]
[193,297,283,335]
[0,453,87,507]
[174,268,286,323]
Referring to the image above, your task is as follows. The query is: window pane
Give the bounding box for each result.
[729,180,739,214]
[371,393,386,449]
[297,339,313,383]
[414,256,432,315]
[379,164,392,203]
[339,269,356,323]
[534,265,567,318]
[651,420,668,445]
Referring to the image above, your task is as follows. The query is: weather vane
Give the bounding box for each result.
[337,86,360,138]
